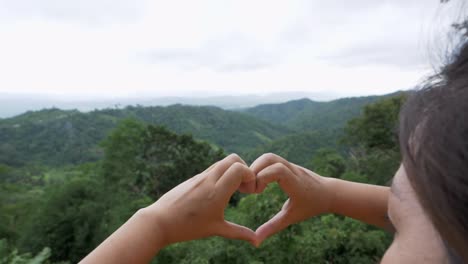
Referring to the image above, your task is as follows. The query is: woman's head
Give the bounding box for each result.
[396,34,468,262]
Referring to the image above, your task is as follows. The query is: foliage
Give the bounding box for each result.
[0,239,54,264]
[343,94,406,152]
[140,125,225,197]
[100,119,148,190]
[244,131,339,167]
[19,177,106,263]
[0,93,407,263]
[243,93,402,132]
[0,105,290,167]
[310,148,346,178]
[0,93,401,168]
[340,94,406,185]
[0,166,45,243]
[101,119,225,198]
[345,148,401,185]
[121,105,291,154]
[0,109,110,167]
[13,119,226,262]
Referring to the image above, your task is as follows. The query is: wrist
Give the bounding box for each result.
[321,176,340,215]
[135,207,169,248]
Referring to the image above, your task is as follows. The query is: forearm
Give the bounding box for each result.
[80,208,166,264]
[325,178,391,230]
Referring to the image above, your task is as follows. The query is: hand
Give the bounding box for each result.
[249,153,333,246]
[145,154,257,246]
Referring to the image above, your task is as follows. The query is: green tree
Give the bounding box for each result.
[0,239,53,264]
[101,119,225,199]
[344,94,405,152]
[20,177,106,263]
[100,119,147,191]
[342,95,406,185]
[245,131,338,168]
[310,148,346,178]
[139,125,225,197]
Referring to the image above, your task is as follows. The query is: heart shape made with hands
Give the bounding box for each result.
[156,153,330,248]
[231,153,331,247]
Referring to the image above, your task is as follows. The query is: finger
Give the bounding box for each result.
[250,153,297,175]
[238,180,256,194]
[256,162,296,195]
[217,221,256,245]
[255,209,290,247]
[216,162,255,199]
[293,163,322,177]
[209,154,247,181]
[202,161,219,174]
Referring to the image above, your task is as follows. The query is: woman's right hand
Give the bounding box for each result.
[248,153,334,246]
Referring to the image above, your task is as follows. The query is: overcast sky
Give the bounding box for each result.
[0,0,460,99]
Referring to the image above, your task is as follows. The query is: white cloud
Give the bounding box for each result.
[0,0,460,99]
[0,0,145,24]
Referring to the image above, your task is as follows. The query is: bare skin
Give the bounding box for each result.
[81,153,447,263]
[249,153,391,245]
[381,165,447,263]
[250,154,447,263]
[80,154,257,264]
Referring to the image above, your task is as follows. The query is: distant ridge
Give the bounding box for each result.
[0,105,291,166]
[243,91,405,132]
[0,91,340,118]
[0,91,406,167]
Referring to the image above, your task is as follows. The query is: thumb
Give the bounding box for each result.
[255,209,290,247]
[217,221,256,246]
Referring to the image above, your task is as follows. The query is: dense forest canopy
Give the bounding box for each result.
[0,94,388,168]
[0,93,405,263]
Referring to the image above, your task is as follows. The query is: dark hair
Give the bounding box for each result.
[399,34,468,262]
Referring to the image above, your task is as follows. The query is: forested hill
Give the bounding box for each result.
[244,131,340,166]
[243,92,403,131]
[0,105,291,167]
[0,92,403,167]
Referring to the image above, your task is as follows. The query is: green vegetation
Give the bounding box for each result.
[243,94,400,132]
[341,95,405,185]
[0,105,290,167]
[0,93,405,263]
[0,239,52,264]
[244,131,340,167]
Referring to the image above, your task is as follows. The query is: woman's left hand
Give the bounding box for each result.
[81,154,257,264]
[145,154,257,246]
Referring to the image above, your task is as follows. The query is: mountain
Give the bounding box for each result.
[0,92,340,118]
[0,91,404,167]
[0,105,291,166]
[242,92,404,132]
[244,131,340,167]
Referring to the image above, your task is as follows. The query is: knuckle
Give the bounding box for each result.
[271,162,288,174]
[262,153,279,163]
[294,165,306,174]
[230,161,245,170]
[227,153,242,163]
[206,188,217,201]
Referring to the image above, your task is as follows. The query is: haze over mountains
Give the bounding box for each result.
[0,91,342,118]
